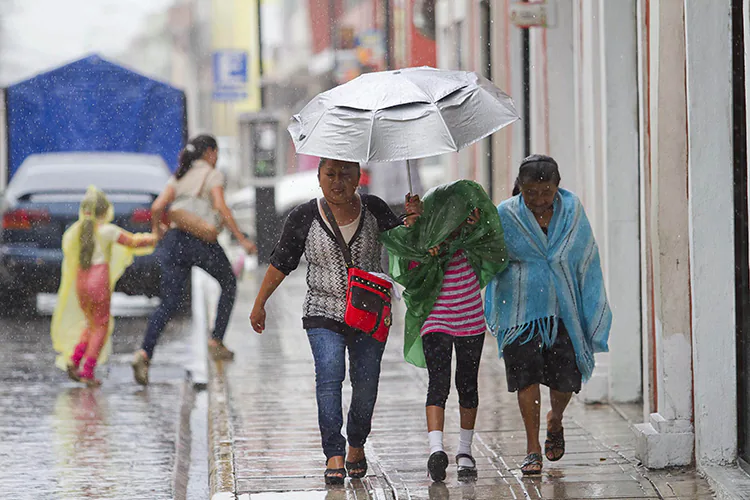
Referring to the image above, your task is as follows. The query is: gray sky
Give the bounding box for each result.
[0,0,174,85]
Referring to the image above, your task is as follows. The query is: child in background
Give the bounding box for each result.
[51,186,156,386]
[381,180,508,482]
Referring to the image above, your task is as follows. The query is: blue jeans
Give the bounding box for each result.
[141,230,237,359]
[306,328,386,460]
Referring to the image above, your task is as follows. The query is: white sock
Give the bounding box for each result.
[457,428,475,467]
[428,430,444,455]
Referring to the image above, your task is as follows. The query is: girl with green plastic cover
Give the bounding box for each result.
[381,180,508,482]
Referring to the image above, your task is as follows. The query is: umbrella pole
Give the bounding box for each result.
[407,159,413,195]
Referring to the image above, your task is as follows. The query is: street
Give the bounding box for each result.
[0,302,207,500]
[0,0,748,497]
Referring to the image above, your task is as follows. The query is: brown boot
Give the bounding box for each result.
[66,361,81,382]
[131,350,150,386]
[208,340,235,361]
[79,357,102,387]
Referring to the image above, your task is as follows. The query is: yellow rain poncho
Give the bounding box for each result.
[52,186,155,371]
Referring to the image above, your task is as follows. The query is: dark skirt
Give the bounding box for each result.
[502,320,582,393]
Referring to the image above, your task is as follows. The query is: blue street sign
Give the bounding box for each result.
[213,50,249,101]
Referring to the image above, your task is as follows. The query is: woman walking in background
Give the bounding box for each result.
[52,186,155,386]
[132,134,256,386]
[485,155,611,475]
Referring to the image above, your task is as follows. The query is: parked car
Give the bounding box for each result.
[0,152,170,310]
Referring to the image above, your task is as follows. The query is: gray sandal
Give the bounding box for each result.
[521,453,543,475]
[456,453,477,480]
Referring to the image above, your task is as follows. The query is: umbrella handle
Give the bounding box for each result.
[407,159,414,195]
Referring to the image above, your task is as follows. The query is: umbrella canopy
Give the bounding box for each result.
[288,67,519,163]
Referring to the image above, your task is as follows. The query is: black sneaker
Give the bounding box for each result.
[428,451,449,482]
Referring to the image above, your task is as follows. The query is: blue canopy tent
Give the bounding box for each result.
[5,54,187,180]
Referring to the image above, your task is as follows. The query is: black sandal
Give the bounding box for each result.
[345,457,368,479]
[545,427,565,462]
[521,453,543,476]
[324,467,346,485]
[455,453,477,480]
[427,451,449,482]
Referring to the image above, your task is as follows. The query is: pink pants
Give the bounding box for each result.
[76,264,111,361]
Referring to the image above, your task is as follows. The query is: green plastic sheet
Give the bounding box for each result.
[381,180,508,367]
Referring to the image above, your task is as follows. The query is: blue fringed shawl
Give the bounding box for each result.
[484,189,611,381]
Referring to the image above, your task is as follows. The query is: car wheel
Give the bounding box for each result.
[0,290,35,317]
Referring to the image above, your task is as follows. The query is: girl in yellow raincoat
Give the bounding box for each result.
[52,186,156,386]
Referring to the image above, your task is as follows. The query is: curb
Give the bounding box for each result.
[172,376,196,500]
[195,270,237,500]
[208,357,236,500]
[702,465,750,500]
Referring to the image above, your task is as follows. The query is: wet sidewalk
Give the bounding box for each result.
[208,266,716,499]
[0,307,205,500]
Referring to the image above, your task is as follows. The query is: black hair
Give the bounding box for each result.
[512,154,561,196]
[175,134,218,179]
[317,157,361,173]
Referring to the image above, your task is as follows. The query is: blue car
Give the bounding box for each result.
[0,152,171,310]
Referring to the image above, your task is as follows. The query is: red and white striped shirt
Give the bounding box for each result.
[421,251,486,337]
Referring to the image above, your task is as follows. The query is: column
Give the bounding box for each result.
[684,0,737,466]
[490,0,525,199]
[633,0,694,468]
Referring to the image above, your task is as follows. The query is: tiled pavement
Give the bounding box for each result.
[210,266,716,499]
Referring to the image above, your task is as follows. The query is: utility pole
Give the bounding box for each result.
[330,0,339,78]
[257,0,264,107]
[384,0,393,70]
[521,27,530,158]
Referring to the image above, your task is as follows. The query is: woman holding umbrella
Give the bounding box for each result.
[485,155,612,475]
[250,158,408,485]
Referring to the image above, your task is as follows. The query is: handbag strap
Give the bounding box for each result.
[320,199,354,269]
[195,167,213,199]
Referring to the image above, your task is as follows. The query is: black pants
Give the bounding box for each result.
[142,230,237,359]
[422,332,485,409]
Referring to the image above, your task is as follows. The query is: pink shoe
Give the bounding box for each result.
[66,342,88,382]
[71,342,87,367]
[79,357,101,387]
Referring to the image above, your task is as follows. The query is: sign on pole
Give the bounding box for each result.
[212,50,249,101]
[510,1,556,28]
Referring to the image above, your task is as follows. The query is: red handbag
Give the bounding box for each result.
[321,200,393,342]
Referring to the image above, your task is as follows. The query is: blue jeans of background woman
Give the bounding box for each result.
[306,328,386,459]
[141,230,237,359]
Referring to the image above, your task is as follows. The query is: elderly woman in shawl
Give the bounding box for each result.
[485,155,611,475]
[382,180,507,482]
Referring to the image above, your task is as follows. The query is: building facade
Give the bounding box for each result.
[434,0,747,481]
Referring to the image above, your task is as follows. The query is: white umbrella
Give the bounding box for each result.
[288,66,519,192]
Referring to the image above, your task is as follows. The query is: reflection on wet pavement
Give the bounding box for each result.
[0,309,192,499]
